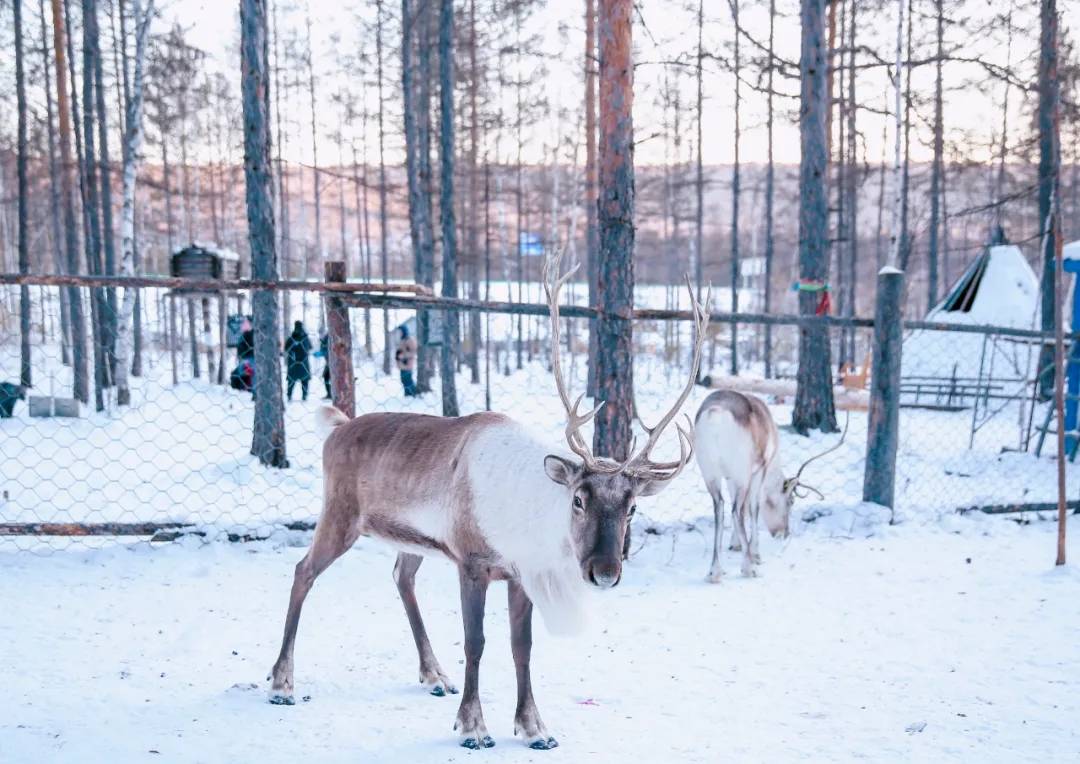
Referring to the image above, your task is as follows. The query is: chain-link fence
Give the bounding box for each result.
[1,274,1075,550]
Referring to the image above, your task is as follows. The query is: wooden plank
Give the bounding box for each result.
[0,520,316,538]
[701,373,870,410]
[958,501,1080,515]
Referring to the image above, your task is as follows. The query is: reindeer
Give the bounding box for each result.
[267,251,709,750]
[694,390,845,580]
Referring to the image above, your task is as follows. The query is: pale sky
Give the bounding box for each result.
[159,0,1077,168]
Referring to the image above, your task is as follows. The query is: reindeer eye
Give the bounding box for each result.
[629,504,637,517]
[572,496,584,510]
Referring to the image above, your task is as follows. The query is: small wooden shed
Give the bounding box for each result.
[166,244,242,388]
[169,244,241,283]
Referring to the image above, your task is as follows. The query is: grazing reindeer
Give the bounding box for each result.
[268,251,709,750]
[694,390,845,580]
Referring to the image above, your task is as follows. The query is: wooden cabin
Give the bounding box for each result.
[169,244,241,285]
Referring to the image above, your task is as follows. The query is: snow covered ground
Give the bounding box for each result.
[3,512,1078,762]
[3,283,1079,761]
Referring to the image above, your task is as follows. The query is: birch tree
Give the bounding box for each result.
[113,0,154,407]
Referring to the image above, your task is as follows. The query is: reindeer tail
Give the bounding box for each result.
[314,406,350,439]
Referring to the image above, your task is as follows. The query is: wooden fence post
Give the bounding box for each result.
[325,261,355,418]
[863,266,904,515]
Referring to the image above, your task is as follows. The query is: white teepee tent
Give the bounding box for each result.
[903,244,1039,381]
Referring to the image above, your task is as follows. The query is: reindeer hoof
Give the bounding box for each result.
[705,571,723,584]
[268,694,295,706]
[424,676,457,696]
[461,736,495,749]
[528,737,559,750]
[740,567,759,578]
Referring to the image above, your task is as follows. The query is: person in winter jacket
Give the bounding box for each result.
[394,324,418,397]
[284,321,313,401]
[237,327,255,361]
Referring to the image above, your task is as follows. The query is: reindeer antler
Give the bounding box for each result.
[623,276,711,482]
[789,410,851,490]
[544,249,621,473]
[545,250,711,482]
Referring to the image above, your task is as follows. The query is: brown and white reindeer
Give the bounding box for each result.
[694,390,846,581]
[268,251,710,750]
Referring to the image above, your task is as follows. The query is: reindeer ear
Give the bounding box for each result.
[544,455,581,486]
[634,477,668,497]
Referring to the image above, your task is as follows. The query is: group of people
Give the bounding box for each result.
[230,318,420,400]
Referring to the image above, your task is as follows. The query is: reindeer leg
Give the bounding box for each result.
[728,484,742,552]
[749,497,762,565]
[509,579,558,750]
[732,489,756,578]
[454,562,494,749]
[393,552,457,696]
[269,523,355,704]
[706,486,724,583]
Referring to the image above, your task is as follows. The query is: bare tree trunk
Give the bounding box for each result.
[93,0,118,380]
[593,0,635,458]
[466,0,481,384]
[994,7,1014,238]
[15,0,32,389]
[514,4,524,373]
[241,0,287,468]
[693,0,704,379]
[843,0,858,362]
[792,0,837,435]
[305,11,323,282]
[417,0,436,392]
[352,141,373,357]
[763,0,776,378]
[729,0,741,376]
[887,0,905,270]
[272,0,291,344]
[377,0,391,376]
[360,95,374,359]
[402,0,435,394]
[584,0,599,397]
[82,0,109,411]
[927,0,944,308]
[898,0,914,272]
[114,0,152,407]
[50,0,88,402]
[1037,0,1060,398]
[40,0,72,367]
[438,0,459,416]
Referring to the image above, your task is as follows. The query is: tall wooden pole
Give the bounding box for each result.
[325,262,356,418]
[593,0,635,459]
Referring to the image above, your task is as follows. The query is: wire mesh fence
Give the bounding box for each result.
[1,274,1075,551]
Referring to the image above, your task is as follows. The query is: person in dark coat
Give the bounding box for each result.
[284,321,313,401]
[0,382,26,418]
[237,326,255,361]
[317,333,332,399]
[232,321,256,395]
[395,324,418,397]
